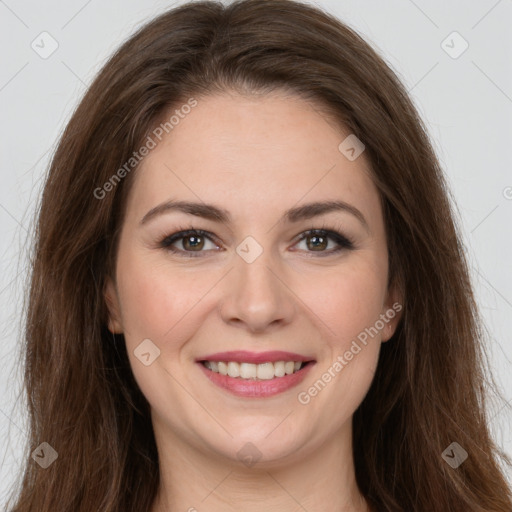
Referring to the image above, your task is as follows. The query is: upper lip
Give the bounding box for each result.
[197,350,315,364]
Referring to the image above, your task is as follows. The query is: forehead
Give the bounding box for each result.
[125,91,381,227]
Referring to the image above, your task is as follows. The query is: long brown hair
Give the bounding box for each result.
[7,0,512,510]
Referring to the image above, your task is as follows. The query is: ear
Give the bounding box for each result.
[104,276,123,334]
[380,282,403,343]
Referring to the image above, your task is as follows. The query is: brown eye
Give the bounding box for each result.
[294,229,354,255]
[305,233,328,251]
[160,227,354,258]
[181,234,205,251]
[160,229,220,257]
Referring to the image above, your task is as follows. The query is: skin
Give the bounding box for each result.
[105,90,402,512]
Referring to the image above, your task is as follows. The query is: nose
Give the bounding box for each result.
[219,247,296,334]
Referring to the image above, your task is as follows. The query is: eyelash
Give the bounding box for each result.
[157,223,355,258]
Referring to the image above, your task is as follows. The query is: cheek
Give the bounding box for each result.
[115,251,195,349]
[117,273,170,345]
[115,254,209,422]
[296,257,386,406]
[302,256,388,344]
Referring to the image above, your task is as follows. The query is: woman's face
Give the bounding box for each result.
[105,90,401,467]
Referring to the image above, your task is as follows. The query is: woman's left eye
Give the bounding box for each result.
[293,229,354,254]
[159,228,354,258]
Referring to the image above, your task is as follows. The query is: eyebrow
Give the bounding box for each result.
[139,199,369,231]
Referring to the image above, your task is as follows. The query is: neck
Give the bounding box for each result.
[150,417,369,512]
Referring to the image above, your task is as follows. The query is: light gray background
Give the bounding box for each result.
[1,0,511,505]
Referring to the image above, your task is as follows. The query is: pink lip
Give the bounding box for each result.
[197,361,316,398]
[197,350,313,364]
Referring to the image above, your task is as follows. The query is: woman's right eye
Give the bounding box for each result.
[159,229,221,257]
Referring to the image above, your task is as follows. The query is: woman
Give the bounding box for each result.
[8,0,512,510]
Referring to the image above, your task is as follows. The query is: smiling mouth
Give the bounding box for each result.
[200,360,314,380]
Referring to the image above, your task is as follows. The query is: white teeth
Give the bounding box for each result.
[257,362,274,380]
[274,361,285,377]
[240,362,257,379]
[285,361,295,375]
[227,361,240,378]
[202,360,306,380]
[218,362,228,376]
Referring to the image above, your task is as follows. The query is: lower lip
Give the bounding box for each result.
[197,362,315,398]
